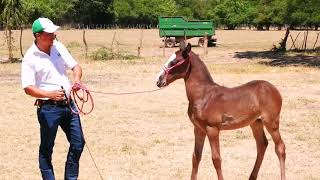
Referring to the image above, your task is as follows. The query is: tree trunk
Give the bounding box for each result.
[279,27,290,51]
[257,25,263,31]
[20,26,24,58]
[266,25,270,31]
[277,25,282,30]
[6,25,14,62]
[227,25,236,30]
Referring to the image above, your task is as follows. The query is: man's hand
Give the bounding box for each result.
[72,82,82,92]
[48,90,65,101]
[24,85,66,100]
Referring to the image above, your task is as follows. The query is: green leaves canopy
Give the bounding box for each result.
[0,0,319,29]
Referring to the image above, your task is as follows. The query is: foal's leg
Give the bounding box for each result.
[191,127,206,180]
[265,117,286,180]
[249,119,268,180]
[206,126,224,180]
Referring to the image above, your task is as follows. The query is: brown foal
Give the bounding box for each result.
[156,43,286,180]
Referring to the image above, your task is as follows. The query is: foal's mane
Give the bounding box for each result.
[189,51,214,84]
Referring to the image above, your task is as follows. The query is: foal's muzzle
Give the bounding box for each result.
[156,74,166,88]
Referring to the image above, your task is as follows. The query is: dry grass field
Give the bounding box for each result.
[0,29,320,180]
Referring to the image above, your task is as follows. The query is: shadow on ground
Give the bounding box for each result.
[234,50,320,68]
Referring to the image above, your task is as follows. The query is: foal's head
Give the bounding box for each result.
[156,43,192,88]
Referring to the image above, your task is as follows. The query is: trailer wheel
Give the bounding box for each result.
[165,38,175,48]
[198,38,204,47]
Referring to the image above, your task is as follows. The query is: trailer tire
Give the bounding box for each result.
[165,38,175,48]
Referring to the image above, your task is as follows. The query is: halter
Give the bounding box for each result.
[162,53,191,76]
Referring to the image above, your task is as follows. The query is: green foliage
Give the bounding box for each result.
[90,47,138,61]
[71,0,114,24]
[286,0,320,27]
[90,47,113,60]
[0,1,3,24]
[22,0,75,23]
[1,0,24,61]
[0,0,319,29]
[114,0,177,25]
[67,41,82,49]
[214,0,249,29]
[175,0,196,19]
[2,0,24,26]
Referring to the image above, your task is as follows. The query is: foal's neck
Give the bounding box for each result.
[185,53,217,102]
[186,53,215,85]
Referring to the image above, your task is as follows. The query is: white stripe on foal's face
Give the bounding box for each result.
[156,53,177,81]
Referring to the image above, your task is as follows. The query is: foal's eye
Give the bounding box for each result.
[169,59,178,67]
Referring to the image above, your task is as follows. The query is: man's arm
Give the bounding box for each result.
[72,64,82,84]
[24,85,65,101]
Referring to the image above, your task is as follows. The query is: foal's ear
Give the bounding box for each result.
[182,43,191,59]
[179,41,186,51]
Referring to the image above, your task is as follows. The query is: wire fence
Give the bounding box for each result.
[0,23,319,31]
[0,24,160,31]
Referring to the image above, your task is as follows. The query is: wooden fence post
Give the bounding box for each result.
[312,32,320,50]
[138,29,143,57]
[304,29,309,50]
[111,31,117,58]
[162,30,166,57]
[82,30,88,58]
[204,33,208,56]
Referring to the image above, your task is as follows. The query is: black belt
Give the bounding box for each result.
[35,99,68,107]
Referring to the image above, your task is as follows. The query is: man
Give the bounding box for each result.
[21,17,85,180]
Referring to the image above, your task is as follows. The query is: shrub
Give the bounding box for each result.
[90,47,138,61]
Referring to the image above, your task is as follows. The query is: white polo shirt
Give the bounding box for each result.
[21,40,77,98]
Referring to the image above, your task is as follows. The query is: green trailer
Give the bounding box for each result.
[158,16,217,48]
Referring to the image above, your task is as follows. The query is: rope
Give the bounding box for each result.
[69,83,94,115]
[63,83,164,179]
[69,83,163,115]
[90,88,162,95]
[85,142,104,180]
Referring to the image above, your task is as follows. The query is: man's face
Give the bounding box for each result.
[36,32,56,46]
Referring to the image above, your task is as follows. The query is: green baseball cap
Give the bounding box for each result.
[32,17,60,33]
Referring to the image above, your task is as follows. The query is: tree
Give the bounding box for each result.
[175,0,196,19]
[72,0,114,25]
[192,0,220,20]
[214,0,248,29]
[253,4,268,30]
[278,0,320,50]
[114,0,176,26]
[269,0,287,30]
[1,0,24,62]
[22,0,75,23]
[113,0,137,25]
[0,1,4,25]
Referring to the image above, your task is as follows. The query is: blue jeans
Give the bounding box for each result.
[37,101,85,180]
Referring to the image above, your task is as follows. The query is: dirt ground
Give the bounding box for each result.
[0,29,320,180]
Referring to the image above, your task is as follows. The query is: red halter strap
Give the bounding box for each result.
[162,54,191,76]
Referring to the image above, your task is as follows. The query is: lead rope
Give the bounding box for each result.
[66,83,164,180]
[63,84,103,179]
[69,83,94,115]
[85,141,104,180]
[69,83,163,115]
